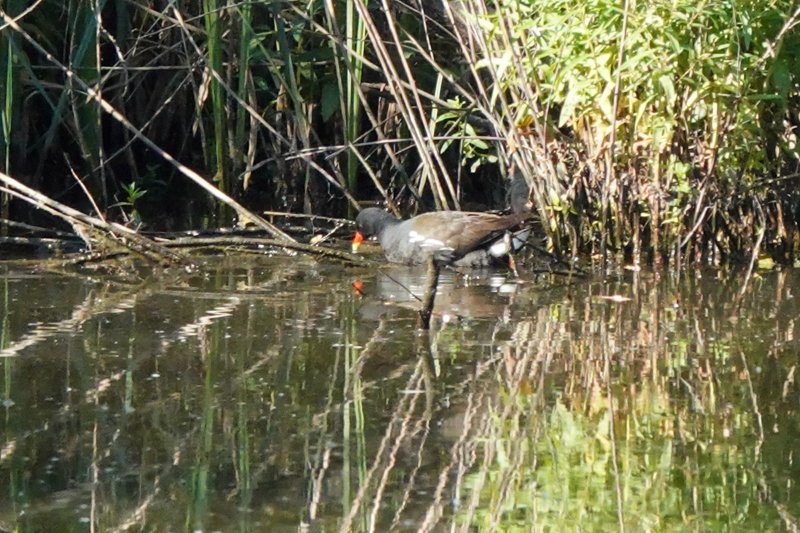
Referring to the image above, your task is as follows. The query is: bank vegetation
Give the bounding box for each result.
[1,0,799,267]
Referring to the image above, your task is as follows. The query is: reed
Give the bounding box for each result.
[0,0,24,230]
[201,0,228,222]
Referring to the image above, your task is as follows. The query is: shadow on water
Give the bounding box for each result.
[1,257,800,531]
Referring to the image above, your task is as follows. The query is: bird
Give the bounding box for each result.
[351,207,533,267]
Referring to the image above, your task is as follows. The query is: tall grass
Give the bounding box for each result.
[201,0,227,220]
[0,0,27,232]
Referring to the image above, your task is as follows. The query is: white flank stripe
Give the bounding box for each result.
[489,239,509,257]
[421,238,445,248]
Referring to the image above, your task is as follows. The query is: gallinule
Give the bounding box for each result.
[351,208,532,267]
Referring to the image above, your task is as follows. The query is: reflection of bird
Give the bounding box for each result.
[356,266,517,320]
[352,209,532,267]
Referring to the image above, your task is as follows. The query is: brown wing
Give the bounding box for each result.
[411,211,530,259]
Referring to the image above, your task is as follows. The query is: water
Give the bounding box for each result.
[1,257,799,531]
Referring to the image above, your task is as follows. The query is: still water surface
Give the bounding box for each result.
[1,257,799,531]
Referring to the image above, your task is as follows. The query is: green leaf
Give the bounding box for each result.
[559,85,582,127]
[659,75,676,107]
[320,82,339,122]
[757,257,775,270]
[771,61,790,99]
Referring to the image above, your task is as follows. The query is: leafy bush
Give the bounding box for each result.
[463,0,800,262]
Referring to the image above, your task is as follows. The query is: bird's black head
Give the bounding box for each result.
[354,207,398,238]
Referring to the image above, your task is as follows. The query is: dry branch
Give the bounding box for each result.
[0,171,191,267]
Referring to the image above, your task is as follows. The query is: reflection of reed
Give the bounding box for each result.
[340,269,800,531]
[174,297,242,340]
[419,370,492,531]
[0,286,138,358]
[338,334,435,533]
[448,318,548,532]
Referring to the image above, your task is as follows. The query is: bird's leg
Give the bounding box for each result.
[504,232,520,278]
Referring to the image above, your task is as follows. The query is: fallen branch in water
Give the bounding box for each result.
[161,235,372,265]
[0,171,368,268]
[0,171,191,268]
